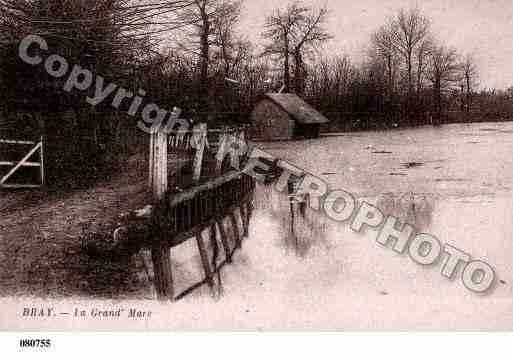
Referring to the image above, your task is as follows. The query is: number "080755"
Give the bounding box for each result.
[19,339,51,348]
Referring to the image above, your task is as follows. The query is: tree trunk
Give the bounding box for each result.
[416,59,423,102]
[293,49,304,95]
[406,52,413,125]
[460,84,465,112]
[407,52,413,98]
[466,74,471,113]
[283,35,290,92]
[434,79,442,123]
[387,55,393,99]
[199,10,210,121]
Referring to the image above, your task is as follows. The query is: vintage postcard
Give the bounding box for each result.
[0,0,512,334]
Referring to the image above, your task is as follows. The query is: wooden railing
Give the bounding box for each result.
[149,170,255,300]
[150,124,247,199]
[168,130,194,152]
[167,126,248,153]
[119,124,255,301]
[154,170,255,246]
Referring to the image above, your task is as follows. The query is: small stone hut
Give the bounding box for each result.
[251,93,329,140]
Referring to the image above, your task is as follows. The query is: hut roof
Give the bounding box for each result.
[265,93,329,125]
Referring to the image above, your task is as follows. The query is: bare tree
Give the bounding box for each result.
[461,54,478,113]
[415,38,433,100]
[237,56,273,113]
[372,21,398,99]
[392,8,430,101]
[428,44,460,122]
[177,0,242,117]
[212,2,246,79]
[262,1,308,92]
[262,2,330,95]
[305,54,357,120]
[290,5,331,95]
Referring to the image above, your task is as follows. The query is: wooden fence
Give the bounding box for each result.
[121,123,255,300]
[167,126,249,153]
[151,170,255,300]
[0,136,44,188]
[149,124,247,198]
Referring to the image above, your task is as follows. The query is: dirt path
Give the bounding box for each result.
[0,154,153,298]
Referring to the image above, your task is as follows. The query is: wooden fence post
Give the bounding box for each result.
[240,204,249,238]
[238,129,246,161]
[215,128,228,174]
[195,231,215,292]
[149,128,173,300]
[39,136,45,186]
[151,243,174,300]
[192,123,207,183]
[216,219,232,263]
[150,129,168,199]
[230,212,241,249]
[148,130,154,187]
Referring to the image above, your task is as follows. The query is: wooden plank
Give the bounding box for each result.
[230,212,241,249]
[39,137,44,185]
[0,139,35,145]
[290,197,298,251]
[150,131,168,199]
[216,219,232,263]
[195,231,215,290]
[169,170,244,207]
[210,223,222,290]
[151,244,174,300]
[0,184,41,189]
[246,200,253,236]
[160,130,168,196]
[156,132,161,195]
[148,131,154,187]
[238,130,246,160]
[173,206,178,233]
[0,161,41,167]
[192,123,207,182]
[240,204,249,238]
[167,128,240,135]
[151,133,156,194]
[215,131,228,174]
[187,200,192,228]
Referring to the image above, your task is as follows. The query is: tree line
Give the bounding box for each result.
[0,0,511,185]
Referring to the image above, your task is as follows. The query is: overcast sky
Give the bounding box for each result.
[240,0,513,90]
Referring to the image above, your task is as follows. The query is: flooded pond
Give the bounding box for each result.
[234,121,513,329]
[125,121,513,329]
[133,121,513,330]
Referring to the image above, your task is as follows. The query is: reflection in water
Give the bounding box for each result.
[377,192,435,231]
[254,182,436,259]
[253,184,333,257]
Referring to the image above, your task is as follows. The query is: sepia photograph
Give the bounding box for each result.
[1,0,513,333]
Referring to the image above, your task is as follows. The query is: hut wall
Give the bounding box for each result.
[294,123,321,139]
[251,99,294,140]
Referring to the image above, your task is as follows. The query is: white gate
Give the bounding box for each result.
[0,136,44,188]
